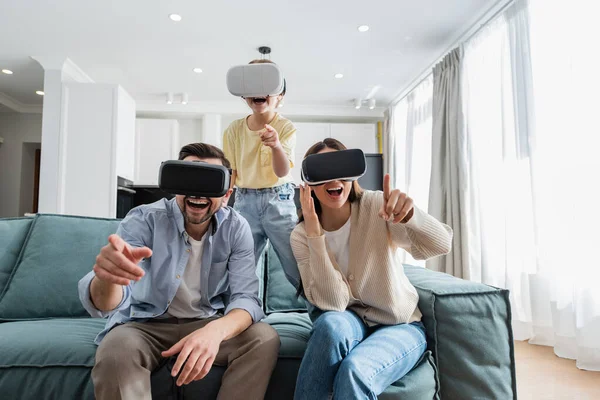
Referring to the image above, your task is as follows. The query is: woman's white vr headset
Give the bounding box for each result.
[158,160,231,198]
[226,63,285,97]
[301,149,367,186]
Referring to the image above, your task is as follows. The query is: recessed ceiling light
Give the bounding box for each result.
[357,25,370,33]
[169,14,182,22]
[193,68,203,73]
[334,73,344,79]
[1,69,13,75]
[36,91,44,96]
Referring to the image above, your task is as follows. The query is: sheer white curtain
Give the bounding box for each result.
[525,0,600,370]
[391,76,433,266]
[462,0,600,370]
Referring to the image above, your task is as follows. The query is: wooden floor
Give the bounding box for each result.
[515,341,600,400]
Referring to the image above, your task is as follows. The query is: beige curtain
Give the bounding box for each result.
[427,47,474,279]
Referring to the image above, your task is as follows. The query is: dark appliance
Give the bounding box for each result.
[116,176,136,219]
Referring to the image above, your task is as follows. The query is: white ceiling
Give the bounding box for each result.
[0,0,499,113]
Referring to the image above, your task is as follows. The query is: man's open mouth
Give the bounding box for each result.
[186,197,211,210]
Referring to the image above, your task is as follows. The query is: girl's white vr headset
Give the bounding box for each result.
[226,63,285,97]
[301,149,367,186]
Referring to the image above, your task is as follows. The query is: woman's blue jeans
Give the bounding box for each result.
[294,310,427,400]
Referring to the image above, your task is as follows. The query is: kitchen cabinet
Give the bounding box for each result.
[134,119,180,186]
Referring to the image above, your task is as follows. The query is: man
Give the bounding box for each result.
[78,143,279,400]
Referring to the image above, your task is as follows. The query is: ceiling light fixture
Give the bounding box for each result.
[357,25,370,32]
[181,93,189,105]
[2,69,13,75]
[354,98,362,110]
[36,91,44,96]
[169,14,182,22]
[193,67,203,73]
[368,98,376,110]
[334,73,344,79]
[166,92,173,104]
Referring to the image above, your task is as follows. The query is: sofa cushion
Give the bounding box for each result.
[404,264,517,400]
[0,217,34,294]
[0,318,104,367]
[264,243,307,313]
[0,318,104,400]
[0,214,120,320]
[380,350,440,400]
[264,312,312,358]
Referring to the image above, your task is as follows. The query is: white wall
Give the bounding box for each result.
[177,119,203,149]
[115,86,136,181]
[62,84,116,217]
[0,113,42,217]
[58,83,135,218]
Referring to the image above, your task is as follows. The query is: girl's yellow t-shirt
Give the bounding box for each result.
[223,113,296,189]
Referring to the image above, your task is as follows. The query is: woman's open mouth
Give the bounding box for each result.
[252,97,267,105]
[326,187,343,199]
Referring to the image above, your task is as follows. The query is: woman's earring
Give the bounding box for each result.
[277,99,285,108]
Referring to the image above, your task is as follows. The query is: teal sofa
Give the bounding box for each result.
[0,214,517,399]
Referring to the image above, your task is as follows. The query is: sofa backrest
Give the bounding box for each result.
[0,213,303,320]
[0,214,120,320]
[0,217,35,297]
[263,243,307,314]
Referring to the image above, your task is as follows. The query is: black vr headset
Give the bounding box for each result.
[301,149,367,186]
[158,161,230,198]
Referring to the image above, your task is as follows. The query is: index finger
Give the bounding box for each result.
[298,184,306,205]
[108,234,125,252]
[304,184,312,203]
[383,174,391,200]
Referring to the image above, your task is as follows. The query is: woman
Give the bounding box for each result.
[291,138,453,399]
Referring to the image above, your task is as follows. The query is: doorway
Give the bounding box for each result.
[20,143,41,216]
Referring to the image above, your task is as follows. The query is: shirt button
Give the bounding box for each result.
[349,274,355,281]
[186,248,191,253]
[176,274,181,279]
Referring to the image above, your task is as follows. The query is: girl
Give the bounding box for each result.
[291,138,452,399]
[223,59,299,288]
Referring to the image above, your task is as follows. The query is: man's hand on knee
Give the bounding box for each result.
[161,325,224,386]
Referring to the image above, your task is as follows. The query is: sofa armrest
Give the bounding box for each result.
[404,265,517,400]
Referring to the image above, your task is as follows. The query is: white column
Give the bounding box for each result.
[201,113,222,148]
[31,57,94,214]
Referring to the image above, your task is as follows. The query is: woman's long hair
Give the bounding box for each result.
[296,138,364,297]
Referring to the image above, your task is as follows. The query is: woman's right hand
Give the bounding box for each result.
[299,184,322,237]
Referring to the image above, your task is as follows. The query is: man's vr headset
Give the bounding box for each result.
[301,149,367,186]
[158,161,230,198]
[226,63,285,98]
